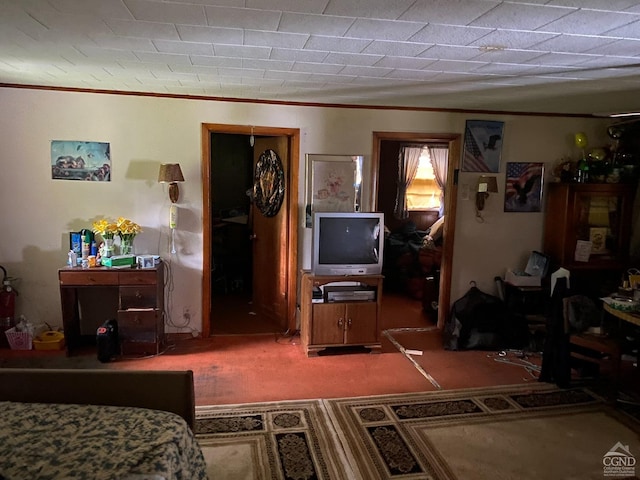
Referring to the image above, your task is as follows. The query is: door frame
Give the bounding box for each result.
[371,131,460,329]
[201,123,300,337]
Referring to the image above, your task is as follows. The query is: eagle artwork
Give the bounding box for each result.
[505,162,544,212]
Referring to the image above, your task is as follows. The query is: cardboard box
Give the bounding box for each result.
[505,269,541,287]
[102,255,135,268]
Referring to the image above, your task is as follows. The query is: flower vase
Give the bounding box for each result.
[103,238,115,258]
[121,237,134,255]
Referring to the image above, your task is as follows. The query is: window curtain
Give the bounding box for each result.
[428,146,449,218]
[393,145,423,219]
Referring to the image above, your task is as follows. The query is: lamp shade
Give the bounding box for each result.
[158,163,184,183]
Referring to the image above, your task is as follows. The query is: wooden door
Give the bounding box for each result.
[252,137,289,328]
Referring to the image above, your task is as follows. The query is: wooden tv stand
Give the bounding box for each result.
[300,272,383,357]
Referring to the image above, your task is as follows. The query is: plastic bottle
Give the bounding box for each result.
[0,280,16,327]
[576,157,589,183]
[68,250,77,268]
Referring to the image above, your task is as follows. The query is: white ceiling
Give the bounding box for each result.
[1,0,640,115]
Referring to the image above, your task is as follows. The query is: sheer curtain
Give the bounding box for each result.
[394,145,423,219]
[428,146,448,218]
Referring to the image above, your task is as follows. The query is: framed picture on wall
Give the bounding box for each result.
[305,154,363,227]
[504,162,544,212]
[461,120,504,173]
[51,140,111,181]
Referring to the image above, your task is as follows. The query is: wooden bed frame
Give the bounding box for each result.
[0,368,196,429]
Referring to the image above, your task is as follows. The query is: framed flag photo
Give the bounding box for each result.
[461,120,504,173]
[504,162,544,212]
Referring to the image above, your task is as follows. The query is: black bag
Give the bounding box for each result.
[444,285,508,350]
[96,318,119,363]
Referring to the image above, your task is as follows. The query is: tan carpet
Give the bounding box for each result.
[195,384,640,480]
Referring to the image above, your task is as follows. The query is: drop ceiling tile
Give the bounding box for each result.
[244,30,309,49]
[470,30,558,49]
[399,0,500,24]
[583,38,640,55]
[305,35,371,53]
[473,62,539,75]
[540,9,638,35]
[279,12,354,35]
[270,47,329,63]
[374,56,436,69]
[49,0,133,18]
[603,19,640,38]
[106,19,180,41]
[76,46,140,62]
[386,68,440,80]
[213,44,271,59]
[344,18,425,41]
[176,25,243,44]
[339,65,394,77]
[28,11,112,36]
[526,52,602,66]
[472,49,547,63]
[133,51,193,65]
[204,6,281,30]
[471,3,574,30]
[324,0,416,20]
[546,0,640,10]
[292,62,344,74]
[186,56,240,68]
[362,40,429,57]
[123,0,207,25]
[532,34,619,53]
[420,45,482,61]
[91,34,156,52]
[218,67,265,78]
[324,52,383,66]
[245,0,328,14]
[425,59,487,72]
[410,24,493,46]
[242,58,294,71]
[153,39,213,55]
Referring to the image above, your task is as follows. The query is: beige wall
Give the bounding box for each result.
[0,87,610,333]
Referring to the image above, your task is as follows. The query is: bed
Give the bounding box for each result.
[0,368,208,480]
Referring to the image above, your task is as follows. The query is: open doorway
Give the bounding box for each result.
[201,124,300,338]
[372,132,460,329]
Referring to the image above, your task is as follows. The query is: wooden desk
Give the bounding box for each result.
[58,264,165,356]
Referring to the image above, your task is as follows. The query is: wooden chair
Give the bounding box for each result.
[569,332,622,389]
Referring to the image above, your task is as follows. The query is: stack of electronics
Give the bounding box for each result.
[324,285,376,302]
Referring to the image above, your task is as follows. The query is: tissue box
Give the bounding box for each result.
[102,255,136,268]
[505,269,541,287]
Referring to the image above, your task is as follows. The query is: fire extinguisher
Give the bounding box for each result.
[0,265,18,327]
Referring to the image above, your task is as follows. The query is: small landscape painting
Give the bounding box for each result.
[51,141,111,181]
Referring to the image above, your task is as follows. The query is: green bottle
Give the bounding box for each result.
[576,157,589,183]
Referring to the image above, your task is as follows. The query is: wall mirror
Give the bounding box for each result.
[305,154,364,227]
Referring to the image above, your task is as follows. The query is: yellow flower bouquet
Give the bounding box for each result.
[116,217,142,255]
[92,219,118,240]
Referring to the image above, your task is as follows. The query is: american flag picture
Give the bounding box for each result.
[461,120,504,172]
[505,162,544,212]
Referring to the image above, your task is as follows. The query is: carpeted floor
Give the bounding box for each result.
[194,383,640,480]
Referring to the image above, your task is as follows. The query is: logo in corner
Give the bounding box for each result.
[603,442,636,477]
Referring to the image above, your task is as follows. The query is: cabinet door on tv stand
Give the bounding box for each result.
[344,302,378,345]
[312,303,346,345]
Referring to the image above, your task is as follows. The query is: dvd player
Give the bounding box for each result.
[324,285,376,302]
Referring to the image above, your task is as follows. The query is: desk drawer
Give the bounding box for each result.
[59,271,119,286]
[117,309,163,356]
[119,286,158,309]
[118,271,158,285]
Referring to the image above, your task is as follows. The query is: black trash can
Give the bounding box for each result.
[96,319,119,363]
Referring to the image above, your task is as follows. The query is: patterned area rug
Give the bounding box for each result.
[195,399,354,479]
[195,384,640,480]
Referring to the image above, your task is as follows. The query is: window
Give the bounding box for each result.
[406,148,441,210]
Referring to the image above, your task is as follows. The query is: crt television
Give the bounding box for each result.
[311,211,384,276]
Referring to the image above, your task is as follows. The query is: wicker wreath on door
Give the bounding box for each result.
[253,149,285,217]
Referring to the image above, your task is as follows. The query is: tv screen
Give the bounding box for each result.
[311,212,384,276]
